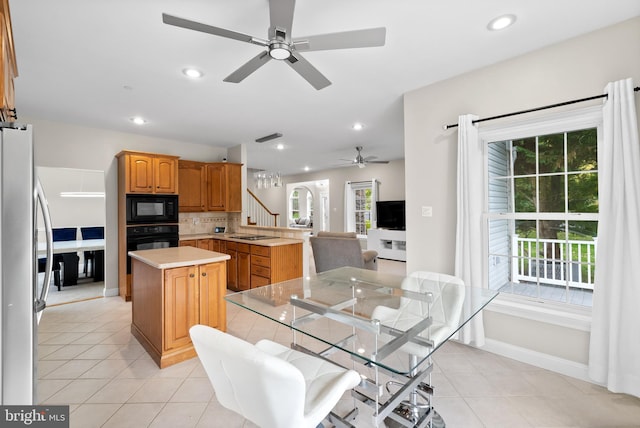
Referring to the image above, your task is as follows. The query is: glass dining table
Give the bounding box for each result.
[225,267,499,428]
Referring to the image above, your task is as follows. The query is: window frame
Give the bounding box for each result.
[480,105,602,317]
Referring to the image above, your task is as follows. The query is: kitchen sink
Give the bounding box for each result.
[229,235,275,241]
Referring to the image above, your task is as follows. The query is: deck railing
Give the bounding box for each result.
[512,235,597,290]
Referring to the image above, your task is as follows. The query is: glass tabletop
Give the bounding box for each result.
[225,267,499,375]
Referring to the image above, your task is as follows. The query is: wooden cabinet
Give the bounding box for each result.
[250,243,303,288]
[117,151,179,194]
[131,257,227,368]
[224,241,238,290]
[237,243,251,291]
[164,266,199,351]
[206,163,242,212]
[179,240,197,247]
[0,0,17,123]
[178,160,207,212]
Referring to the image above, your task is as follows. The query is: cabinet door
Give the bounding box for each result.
[154,156,177,194]
[206,164,226,211]
[164,266,198,351]
[210,239,222,252]
[198,262,226,329]
[225,246,238,290]
[226,164,242,212]
[197,239,212,251]
[237,251,251,291]
[128,154,154,193]
[178,161,206,211]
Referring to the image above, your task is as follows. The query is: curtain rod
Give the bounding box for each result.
[443,86,640,130]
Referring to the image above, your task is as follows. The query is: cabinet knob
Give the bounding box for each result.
[189,273,195,278]
[202,273,207,277]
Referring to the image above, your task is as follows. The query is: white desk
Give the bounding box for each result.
[38,238,105,255]
[38,239,105,288]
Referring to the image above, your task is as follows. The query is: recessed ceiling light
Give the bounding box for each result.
[276,143,284,150]
[182,68,203,78]
[352,123,364,131]
[487,14,517,31]
[130,116,147,125]
[304,166,310,172]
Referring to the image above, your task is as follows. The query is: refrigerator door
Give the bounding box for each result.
[0,124,36,404]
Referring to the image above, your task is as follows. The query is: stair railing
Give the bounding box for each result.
[246,188,280,227]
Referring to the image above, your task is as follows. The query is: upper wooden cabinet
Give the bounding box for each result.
[0,0,17,122]
[207,163,242,212]
[178,160,207,212]
[117,151,179,194]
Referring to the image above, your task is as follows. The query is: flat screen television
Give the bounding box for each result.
[376,200,406,230]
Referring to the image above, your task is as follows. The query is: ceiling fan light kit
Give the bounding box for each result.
[162,0,386,90]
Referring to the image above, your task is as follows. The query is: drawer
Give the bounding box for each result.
[237,243,250,253]
[226,241,237,250]
[251,274,270,288]
[251,245,270,257]
[179,240,197,247]
[251,255,271,268]
[251,264,271,278]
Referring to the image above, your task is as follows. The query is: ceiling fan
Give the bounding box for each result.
[341,146,389,168]
[162,0,386,90]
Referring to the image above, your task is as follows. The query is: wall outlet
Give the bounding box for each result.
[422,206,433,217]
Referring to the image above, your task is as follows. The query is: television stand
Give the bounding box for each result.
[367,229,406,262]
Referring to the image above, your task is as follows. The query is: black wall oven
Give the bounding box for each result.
[126,224,179,274]
[126,194,178,224]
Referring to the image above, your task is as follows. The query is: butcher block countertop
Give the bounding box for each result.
[128,246,230,269]
[179,233,302,246]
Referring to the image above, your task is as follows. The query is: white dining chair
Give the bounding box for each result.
[371,271,466,354]
[189,324,361,428]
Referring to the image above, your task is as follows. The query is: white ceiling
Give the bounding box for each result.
[9,0,640,175]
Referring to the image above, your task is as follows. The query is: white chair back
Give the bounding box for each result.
[189,325,306,428]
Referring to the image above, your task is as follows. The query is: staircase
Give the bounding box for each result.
[246,189,280,227]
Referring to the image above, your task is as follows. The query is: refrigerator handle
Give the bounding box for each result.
[35,179,53,322]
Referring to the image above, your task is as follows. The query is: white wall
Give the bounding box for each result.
[403,17,640,372]
[26,117,229,295]
[251,159,405,231]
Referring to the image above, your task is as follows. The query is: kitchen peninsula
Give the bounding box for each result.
[179,233,303,291]
[128,246,230,368]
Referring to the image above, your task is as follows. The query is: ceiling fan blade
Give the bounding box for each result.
[363,155,378,161]
[162,13,268,46]
[293,27,386,52]
[224,51,272,83]
[366,160,389,164]
[269,0,295,40]
[285,52,331,90]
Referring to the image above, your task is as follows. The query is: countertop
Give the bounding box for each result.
[179,233,302,246]
[128,246,230,269]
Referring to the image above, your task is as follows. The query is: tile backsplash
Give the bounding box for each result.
[179,212,240,235]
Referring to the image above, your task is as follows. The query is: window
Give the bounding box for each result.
[344,180,378,237]
[484,108,601,307]
[290,190,299,220]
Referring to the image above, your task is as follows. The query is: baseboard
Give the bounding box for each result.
[479,338,598,384]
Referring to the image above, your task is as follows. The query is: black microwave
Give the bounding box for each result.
[126,195,179,224]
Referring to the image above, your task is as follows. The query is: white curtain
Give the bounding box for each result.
[589,78,640,397]
[344,181,352,231]
[454,114,487,346]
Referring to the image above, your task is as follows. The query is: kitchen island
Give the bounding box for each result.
[128,246,230,368]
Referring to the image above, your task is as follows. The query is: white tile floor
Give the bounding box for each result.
[37,260,640,427]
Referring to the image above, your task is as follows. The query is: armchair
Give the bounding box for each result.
[310,231,378,273]
[189,325,361,428]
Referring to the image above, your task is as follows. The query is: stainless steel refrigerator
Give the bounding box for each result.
[0,123,53,404]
